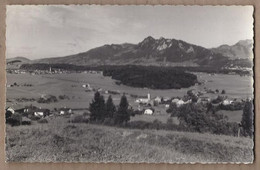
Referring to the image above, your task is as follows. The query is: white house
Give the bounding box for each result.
[60,108,73,115]
[172,98,191,107]
[6,107,15,114]
[165,104,170,108]
[154,96,162,103]
[222,99,233,106]
[144,109,153,115]
[163,97,171,102]
[135,93,151,104]
[34,111,44,117]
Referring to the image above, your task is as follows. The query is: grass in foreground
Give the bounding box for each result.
[5,117,253,163]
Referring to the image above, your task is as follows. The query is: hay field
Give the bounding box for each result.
[5,117,253,163]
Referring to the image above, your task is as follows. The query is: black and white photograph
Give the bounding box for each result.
[5,5,254,163]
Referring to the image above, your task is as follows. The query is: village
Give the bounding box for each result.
[5,78,248,126]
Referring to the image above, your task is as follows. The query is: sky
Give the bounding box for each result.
[6,5,254,59]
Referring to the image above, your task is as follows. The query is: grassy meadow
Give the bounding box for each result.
[6,116,253,163]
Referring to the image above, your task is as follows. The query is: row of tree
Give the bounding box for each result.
[89,92,131,125]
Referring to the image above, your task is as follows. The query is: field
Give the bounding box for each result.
[5,116,253,163]
[6,72,253,110]
[5,72,254,163]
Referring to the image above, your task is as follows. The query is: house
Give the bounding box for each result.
[82,84,90,88]
[197,96,211,104]
[172,98,186,107]
[34,108,50,117]
[222,99,233,106]
[162,97,171,102]
[154,96,162,104]
[59,108,73,115]
[144,108,154,115]
[135,93,151,104]
[6,105,26,114]
[6,107,15,114]
[34,110,44,117]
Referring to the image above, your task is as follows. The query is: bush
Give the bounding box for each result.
[174,103,239,136]
[37,95,58,103]
[38,118,48,124]
[6,110,12,119]
[70,115,88,123]
[21,117,31,125]
[103,117,115,126]
[29,115,41,121]
[6,114,22,126]
[241,100,254,137]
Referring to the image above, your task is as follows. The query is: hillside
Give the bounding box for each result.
[34,37,252,69]
[211,39,253,60]
[6,57,31,69]
[6,117,253,162]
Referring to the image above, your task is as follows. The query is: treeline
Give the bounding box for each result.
[20,63,250,75]
[89,92,132,125]
[103,65,198,89]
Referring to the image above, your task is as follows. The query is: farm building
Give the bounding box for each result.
[135,93,152,105]
[222,99,234,105]
[197,96,211,104]
[82,84,90,88]
[171,98,188,107]
[144,108,154,115]
[6,107,15,114]
[59,108,73,115]
[6,105,26,114]
[154,96,162,104]
[162,97,171,103]
[34,108,50,117]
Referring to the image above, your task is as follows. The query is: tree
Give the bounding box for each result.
[221,90,226,94]
[241,100,254,137]
[115,94,130,125]
[105,95,116,119]
[89,91,106,122]
[5,110,12,119]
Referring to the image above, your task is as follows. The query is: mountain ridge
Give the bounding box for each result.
[8,37,253,69]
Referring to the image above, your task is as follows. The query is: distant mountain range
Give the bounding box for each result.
[7,37,253,69]
[211,39,253,60]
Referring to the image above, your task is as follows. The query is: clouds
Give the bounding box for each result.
[6,5,253,59]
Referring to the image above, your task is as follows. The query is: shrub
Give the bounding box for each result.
[6,114,22,126]
[37,95,57,103]
[241,100,254,137]
[5,110,12,119]
[38,118,48,124]
[174,103,239,136]
[21,117,31,125]
[29,115,41,121]
[70,115,88,123]
[103,117,115,126]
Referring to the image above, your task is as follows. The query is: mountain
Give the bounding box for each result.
[35,36,233,68]
[6,57,31,69]
[7,56,31,63]
[211,40,253,60]
[28,37,253,69]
